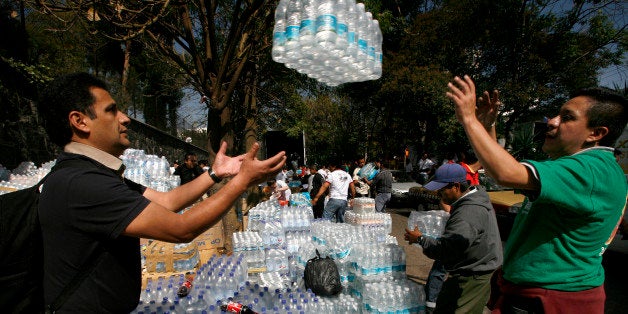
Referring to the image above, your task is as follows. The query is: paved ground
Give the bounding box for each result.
[387,208,628,314]
[388,211,433,284]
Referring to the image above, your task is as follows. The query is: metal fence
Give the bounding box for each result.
[127,118,209,164]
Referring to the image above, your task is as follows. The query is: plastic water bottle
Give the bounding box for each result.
[315,0,337,51]
[272,0,290,63]
[331,0,349,59]
[363,12,375,76]
[355,3,369,73]
[370,19,383,79]
[342,0,358,78]
[284,0,303,65]
[298,0,319,70]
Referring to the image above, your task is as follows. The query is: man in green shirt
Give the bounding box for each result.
[446,75,627,313]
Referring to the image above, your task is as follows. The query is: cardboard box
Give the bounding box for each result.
[194,222,225,251]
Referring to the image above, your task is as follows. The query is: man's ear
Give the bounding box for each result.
[587,126,609,144]
[68,111,90,133]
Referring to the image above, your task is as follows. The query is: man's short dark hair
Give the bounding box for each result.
[572,87,628,147]
[184,152,197,161]
[38,72,109,147]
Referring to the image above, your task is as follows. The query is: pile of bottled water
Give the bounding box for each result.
[135,195,427,313]
[407,210,449,239]
[247,200,282,232]
[121,149,180,191]
[344,211,392,233]
[0,160,55,194]
[281,205,314,231]
[352,197,375,214]
[361,279,425,314]
[272,0,383,86]
[135,252,373,314]
[232,231,266,269]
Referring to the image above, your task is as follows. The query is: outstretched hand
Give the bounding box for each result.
[237,142,286,185]
[477,89,501,130]
[447,75,501,131]
[211,141,245,178]
[446,75,478,125]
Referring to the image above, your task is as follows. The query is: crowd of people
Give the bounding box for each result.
[22,71,628,313]
[263,156,397,223]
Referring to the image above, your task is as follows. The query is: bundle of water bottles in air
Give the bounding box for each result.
[272,0,383,86]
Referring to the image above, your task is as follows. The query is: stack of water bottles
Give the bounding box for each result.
[272,0,383,86]
[232,231,266,270]
[120,148,180,191]
[344,211,392,234]
[352,196,375,214]
[357,162,379,180]
[0,160,55,195]
[407,210,450,240]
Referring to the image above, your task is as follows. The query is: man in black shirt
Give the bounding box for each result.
[308,164,325,218]
[174,152,205,184]
[36,73,286,313]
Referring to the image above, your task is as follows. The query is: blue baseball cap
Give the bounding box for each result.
[423,163,467,191]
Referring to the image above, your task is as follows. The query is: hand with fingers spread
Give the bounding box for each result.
[446,75,479,125]
[477,89,501,130]
[236,142,286,186]
[211,141,246,179]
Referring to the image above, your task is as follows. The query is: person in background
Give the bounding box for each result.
[199,159,210,172]
[459,149,481,186]
[366,158,393,213]
[36,72,286,312]
[267,179,291,202]
[352,158,370,197]
[276,165,289,182]
[405,159,414,176]
[405,163,502,313]
[174,152,205,185]
[308,164,326,218]
[447,75,628,313]
[169,160,180,175]
[418,152,436,184]
[311,160,355,222]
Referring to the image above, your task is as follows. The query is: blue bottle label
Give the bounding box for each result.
[347,32,356,43]
[316,14,337,32]
[286,25,300,41]
[358,38,367,52]
[300,19,315,35]
[337,23,348,37]
[273,32,286,45]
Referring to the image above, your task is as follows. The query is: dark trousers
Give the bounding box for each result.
[311,195,325,219]
[435,271,494,314]
[426,260,447,306]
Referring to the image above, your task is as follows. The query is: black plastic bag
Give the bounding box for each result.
[303,249,342,296]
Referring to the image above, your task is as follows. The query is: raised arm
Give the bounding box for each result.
[446,75,538,190]
[144,141,245,211]
[124,142,286,242]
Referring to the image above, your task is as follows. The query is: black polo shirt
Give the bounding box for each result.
[39,151,150,313]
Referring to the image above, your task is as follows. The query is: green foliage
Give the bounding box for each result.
[509,122,547,161]
[0,56,52,84]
